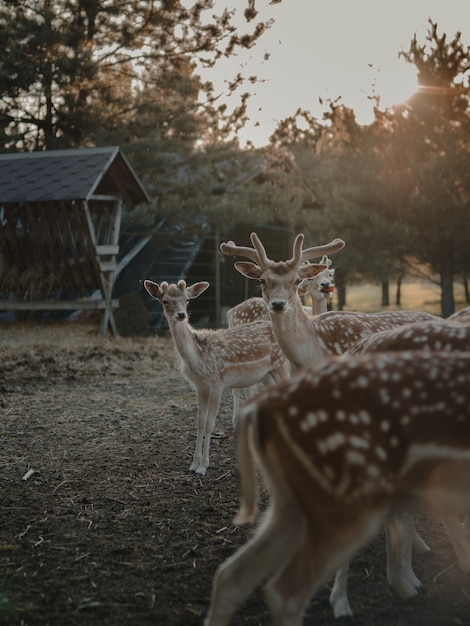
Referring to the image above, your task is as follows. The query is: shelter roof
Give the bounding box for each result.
[0,146,150,206]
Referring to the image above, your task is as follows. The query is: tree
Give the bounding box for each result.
[270,21,470,317]
[388,21,470,316]
[0,0,273,151]
[270,100,413,310]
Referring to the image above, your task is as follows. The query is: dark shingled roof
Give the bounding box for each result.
[0,146,150,205]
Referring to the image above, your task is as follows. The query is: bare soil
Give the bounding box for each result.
[0,320,469,626]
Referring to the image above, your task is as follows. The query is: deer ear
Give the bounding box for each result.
[299,264,327,280]
[297,281,308,296]
[186,281,210,300]
[234,261,263,280]
[144,279,162,301]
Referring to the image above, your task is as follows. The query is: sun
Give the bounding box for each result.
[352,63,419,125]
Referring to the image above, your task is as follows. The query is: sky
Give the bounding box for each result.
[203,0,470,147]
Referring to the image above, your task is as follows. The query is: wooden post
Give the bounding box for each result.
[214,227,221,327]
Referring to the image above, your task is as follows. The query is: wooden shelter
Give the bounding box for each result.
[0,147,149,336]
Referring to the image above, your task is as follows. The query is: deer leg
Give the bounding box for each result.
[189,387,211,474]
[329,562,353,618]
[231,389,241,429]
[205,507,303,626]
[196,389,222,476]
[385,513,422,599]
[265,512,385,626]
[412,526,431,554]
[232,385,258,430]
[441,516,470,572]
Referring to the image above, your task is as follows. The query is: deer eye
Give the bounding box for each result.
[294,277,303,286]
[162,299,169,306]
[258,278,266,286]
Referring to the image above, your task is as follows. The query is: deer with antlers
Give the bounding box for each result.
[227,254,337,328]
[227,255,337,418]
[143,279,292,476]
[220,233,440,370]
[205,351,470,626]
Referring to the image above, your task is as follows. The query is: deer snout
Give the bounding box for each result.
[175,311,187,321]
[271,300,287,312]
[320,282,334,293]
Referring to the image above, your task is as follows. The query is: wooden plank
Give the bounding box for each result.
[98,261,117,272]
[95,245,119,255]
[74,201,102,288]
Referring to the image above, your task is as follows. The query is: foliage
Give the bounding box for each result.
[268,20,470,315]
[0,0,273,151]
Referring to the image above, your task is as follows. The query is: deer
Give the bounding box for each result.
[227,255,336,416]
[447,306,470,323]
[204,351,470,626]
[226,250,341,423]
[227,254,336,328]
[220,232,441,370]
[348,318,470,355]
[219,232,442,617]
[346,318,470,589]
[143,279,290,476]
[303,254,336,314]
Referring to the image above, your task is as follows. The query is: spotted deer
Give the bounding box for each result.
[226,260,335,416]
[220,232,441,617]
[303,254,336,314]
[346,318,470,591]
[447,306,470,323]
[143,279,289,476]
[220,232,440,369]
[227,254,336,328]
[349,318,470,355]
[205,351,470,626]
[227,249,341,421]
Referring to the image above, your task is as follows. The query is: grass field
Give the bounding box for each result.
[341,278,467,316]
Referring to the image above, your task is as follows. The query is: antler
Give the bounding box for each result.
[220,232,345,270]
[220,240,262,264]
[300,238,345,264]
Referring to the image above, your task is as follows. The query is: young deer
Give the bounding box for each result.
[220,232,440,369]
[205,351,470,626]
[143,279,288,476]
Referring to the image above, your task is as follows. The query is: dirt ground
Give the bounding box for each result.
[1,320,470,626]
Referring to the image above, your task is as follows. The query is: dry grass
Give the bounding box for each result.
[340,278,467,316]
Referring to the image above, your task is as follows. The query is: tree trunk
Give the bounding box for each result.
[441,271,455,317]
[463,273,470,304]
[395,275,403,306]
[381,278,390,307]
[336,283,346,311]
[214,228,221,327]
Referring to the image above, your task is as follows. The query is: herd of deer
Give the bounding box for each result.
[143,231,470,626]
